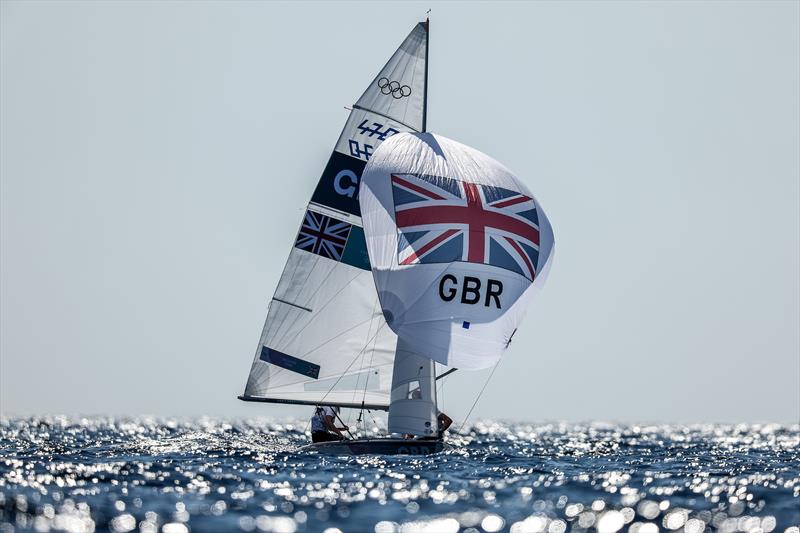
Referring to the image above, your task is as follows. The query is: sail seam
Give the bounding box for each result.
[266,361,394,392]
[268,306,384,387]
[273,268,364,349]
[352,105,420,132]
[270,363,393,393]
[307,202,362,225]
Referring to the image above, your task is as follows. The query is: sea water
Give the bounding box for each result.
[1,417,798,533]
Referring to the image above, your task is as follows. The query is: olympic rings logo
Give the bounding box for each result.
[378,77,412,99]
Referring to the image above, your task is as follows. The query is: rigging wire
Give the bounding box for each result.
[357,317,383,437]
[351,299,381,434]
[456,359,501,435]
[264,314,381,387]
[272,266,362,349]
[315,323,387,408]
[313,323,387,440]
[436,365,452,412]
[300,323,386,437]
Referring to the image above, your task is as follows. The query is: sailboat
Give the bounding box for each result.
[238,20,554,456]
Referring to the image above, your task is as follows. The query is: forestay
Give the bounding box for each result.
[241,23,429,409]
[359,133,555,370]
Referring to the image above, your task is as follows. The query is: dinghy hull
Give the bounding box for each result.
[301,438,444,456]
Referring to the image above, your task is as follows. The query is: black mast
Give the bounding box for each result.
[422,17,429,132]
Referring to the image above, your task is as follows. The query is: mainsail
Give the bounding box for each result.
[359,132,555,371]
[239,23,429,410]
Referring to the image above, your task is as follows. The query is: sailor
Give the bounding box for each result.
[311,405,349,443]
[437,411,453,438]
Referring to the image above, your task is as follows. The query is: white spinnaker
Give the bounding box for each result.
[242,24,428,409]
[359,133,555,370]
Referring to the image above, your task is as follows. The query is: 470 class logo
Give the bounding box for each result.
[378,77,411,99]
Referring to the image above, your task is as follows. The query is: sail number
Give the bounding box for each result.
[334,169,359,198]
[438,274,503,309]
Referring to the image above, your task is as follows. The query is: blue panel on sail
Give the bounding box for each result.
[260,347,320,379]
[310,151,367,216]
[341,226,371,270]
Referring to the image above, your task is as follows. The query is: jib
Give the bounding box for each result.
[438,275,503,309]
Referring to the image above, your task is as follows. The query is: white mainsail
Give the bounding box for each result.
[359,132,555,371]
[240,23,429,410]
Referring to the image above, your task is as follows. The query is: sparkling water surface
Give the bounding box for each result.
[1,418,798,533]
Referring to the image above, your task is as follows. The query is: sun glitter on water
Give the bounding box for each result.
[1,417,798,532]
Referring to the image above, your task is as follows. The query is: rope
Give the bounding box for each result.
[365,409,381,437]
[302,324,386,440]
[351,300,381,428]
[457,359,500,435]
[357,318,382,431]
[315,323,387,408]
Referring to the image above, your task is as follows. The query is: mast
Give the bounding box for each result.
[422,17,429,132]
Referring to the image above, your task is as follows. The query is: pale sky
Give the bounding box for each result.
[2,1,798,424]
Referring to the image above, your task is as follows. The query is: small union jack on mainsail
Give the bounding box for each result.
[391,174,541,280]
[294,211,352,261]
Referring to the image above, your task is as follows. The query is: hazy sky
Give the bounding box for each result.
[2,1,798,424]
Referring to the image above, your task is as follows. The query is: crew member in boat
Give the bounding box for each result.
[311,405,349,443]
[437,410,453,438]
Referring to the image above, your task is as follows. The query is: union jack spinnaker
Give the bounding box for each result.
[359,132,555,371]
